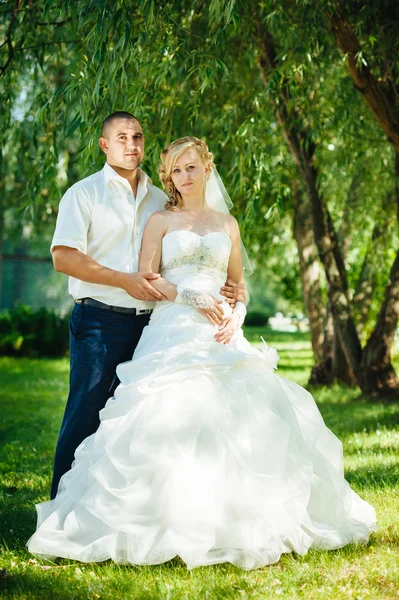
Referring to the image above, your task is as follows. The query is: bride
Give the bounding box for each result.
[27,136,376,570]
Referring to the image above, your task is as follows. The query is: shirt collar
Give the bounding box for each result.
[102,162,152,190]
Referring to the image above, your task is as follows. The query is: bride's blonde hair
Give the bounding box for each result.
[158,137,214,211]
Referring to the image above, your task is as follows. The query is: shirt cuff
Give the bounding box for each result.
[50,239,86,254]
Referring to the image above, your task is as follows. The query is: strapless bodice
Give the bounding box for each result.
[161,230,231,295]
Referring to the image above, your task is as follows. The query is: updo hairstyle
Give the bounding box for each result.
[158,136,214,211]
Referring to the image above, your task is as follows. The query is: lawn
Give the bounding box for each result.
[0,330,398,599]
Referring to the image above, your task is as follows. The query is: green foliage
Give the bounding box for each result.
[244,310,270,327]
[0,304,69,358]
[1,0,399,331]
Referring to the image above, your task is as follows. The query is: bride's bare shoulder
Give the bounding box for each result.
[147,210,174,225]
[215,212,239,232]
[143,211,176,237]
[150,209,170,217]
[146,210,185,238]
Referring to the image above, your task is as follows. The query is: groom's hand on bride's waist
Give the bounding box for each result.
[121,272,166,301]
[220,279,238,307]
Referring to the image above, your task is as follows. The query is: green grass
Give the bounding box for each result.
[1,330,399,599]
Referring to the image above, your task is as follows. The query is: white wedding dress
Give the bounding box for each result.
[28,230,377,569]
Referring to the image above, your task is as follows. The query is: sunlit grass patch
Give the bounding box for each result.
[1,332,398,599]
[245,327,314,385]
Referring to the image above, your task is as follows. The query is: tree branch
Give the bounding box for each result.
[328,2,399,152]
[36,17,72,27]
[0,0,23,77]
[0,39,80,54]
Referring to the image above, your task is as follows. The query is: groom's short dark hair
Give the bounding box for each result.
[102,111,141,137]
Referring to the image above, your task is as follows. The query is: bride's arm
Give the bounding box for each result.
[227,217,248,304]
[139,212,177,300]
[214,217,248,344]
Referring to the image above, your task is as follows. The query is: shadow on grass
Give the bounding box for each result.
[0,487,44,552]
[0,558,250,600]
[314,398,399,439]
[278,364,314,372]
[0,571,85,600]
[2,539,397,600]
[345,462,399,489]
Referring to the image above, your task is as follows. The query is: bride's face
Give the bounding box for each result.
[171,149,207,199]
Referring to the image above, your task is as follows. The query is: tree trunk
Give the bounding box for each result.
[309,172,360,385]
[360,250,399,395]
[352,217,390,337]
[309,301,333,385]
[0,203,4,310]
[292,188,325,362]
[0,149,4,308]
[309,302,356,386]
[352,247,378,338]
[338,173,359,261]
[327,6,399,395]
[257,27,363,385]
[359,155,399,396]
[332,328,357,385]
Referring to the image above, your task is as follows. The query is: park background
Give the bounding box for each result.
[1,1,399,599]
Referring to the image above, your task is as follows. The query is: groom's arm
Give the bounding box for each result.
[52,246,165,301]
[51,184,165,301]
[220,279,238,306]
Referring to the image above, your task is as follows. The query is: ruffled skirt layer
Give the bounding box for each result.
[27,302,376,569]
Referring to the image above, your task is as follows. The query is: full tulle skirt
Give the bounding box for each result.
[27,301,376,569]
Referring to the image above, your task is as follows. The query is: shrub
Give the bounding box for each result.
[0,304,69,358]
[245,310,270,327]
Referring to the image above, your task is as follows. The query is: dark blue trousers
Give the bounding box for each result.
[50,302,150,499]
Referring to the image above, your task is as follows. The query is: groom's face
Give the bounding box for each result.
[99,118,144,171]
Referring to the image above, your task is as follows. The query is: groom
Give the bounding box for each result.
[50,111,234,498]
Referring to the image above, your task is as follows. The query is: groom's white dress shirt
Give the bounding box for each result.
[51,163,167,308]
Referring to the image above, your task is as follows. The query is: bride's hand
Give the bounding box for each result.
[198,297,225,326]
[214,313,240,344]
[175,287,224,325]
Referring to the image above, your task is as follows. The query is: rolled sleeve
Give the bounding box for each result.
[51,185,91,254]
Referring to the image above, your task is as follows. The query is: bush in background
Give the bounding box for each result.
[0,305,271,357]
[245,310,270,327]
[0,304,69,357]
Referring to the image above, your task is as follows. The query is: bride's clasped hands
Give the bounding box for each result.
[214,310,242,345]
[150,272,241,342]
[149,273,230,328]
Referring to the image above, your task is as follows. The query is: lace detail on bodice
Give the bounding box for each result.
[160,230,231,277]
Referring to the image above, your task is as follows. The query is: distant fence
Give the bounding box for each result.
[1,254,71,315]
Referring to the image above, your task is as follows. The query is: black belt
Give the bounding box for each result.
[74,298,152,315]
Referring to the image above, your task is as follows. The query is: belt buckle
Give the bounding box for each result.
[137,308,151,315]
